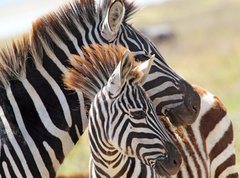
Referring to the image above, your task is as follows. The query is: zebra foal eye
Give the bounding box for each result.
[130,110,146,119]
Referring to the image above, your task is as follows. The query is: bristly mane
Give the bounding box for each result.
[0,0,137,87]
[64,44,138,101]
[0,35,29,87]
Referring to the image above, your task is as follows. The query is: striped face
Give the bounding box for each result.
[101,0,201,126]
[88,53,182,176]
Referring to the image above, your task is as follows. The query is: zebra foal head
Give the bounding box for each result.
[64,44,182,177]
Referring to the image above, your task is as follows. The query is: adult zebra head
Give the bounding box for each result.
[32,0,200,126]
[64,44,182,177]
[100,0,201,126]
[101,0,201,126]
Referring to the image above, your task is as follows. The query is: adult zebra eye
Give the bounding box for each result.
[130,110,146,119]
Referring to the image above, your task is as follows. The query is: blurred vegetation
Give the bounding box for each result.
[57,130,90,177]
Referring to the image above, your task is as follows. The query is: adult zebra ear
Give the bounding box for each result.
[101,0,125,41]
[133,55,154,83]
[107,50,133,95]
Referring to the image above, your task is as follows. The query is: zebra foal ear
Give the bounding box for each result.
[107,50,133,95]
[133,55,154,83]
[120,50,133,84]
[101,0,125,41]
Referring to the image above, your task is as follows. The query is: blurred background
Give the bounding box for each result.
[0,0,239,177]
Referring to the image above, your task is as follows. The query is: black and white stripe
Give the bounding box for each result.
[0,0,199,177]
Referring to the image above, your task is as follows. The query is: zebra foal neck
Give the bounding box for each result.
[64,44,182,178]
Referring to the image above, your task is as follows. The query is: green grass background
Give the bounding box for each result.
[56,0,240,176]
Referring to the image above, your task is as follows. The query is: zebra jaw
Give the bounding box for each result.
[164,96,200,127]
[164,109,188,127]
[165,106,198,127]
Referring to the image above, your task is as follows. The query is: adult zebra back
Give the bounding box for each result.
[0,0,199,177]
[64,44,182,178]
[162,85,239,178]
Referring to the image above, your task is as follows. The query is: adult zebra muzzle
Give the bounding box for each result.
[155,142,182,176]
[166,80,201,126]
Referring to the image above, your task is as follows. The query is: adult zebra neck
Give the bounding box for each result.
[0,36,86,177]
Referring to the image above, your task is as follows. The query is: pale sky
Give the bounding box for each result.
[0,0,165,40]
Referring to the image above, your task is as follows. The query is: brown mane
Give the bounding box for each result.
[0,35,29,87]
[0,0,137,87]
[64,44,139,101]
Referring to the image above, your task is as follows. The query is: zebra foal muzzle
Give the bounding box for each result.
[155,141,182,176]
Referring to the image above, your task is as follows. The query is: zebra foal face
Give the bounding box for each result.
[104,64,182,176]
[100,0,201,126]
[64,45,182,177]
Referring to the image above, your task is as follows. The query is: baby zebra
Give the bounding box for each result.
[64,44,182,178]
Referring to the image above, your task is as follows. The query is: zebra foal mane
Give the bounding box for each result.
[64,44,141,101]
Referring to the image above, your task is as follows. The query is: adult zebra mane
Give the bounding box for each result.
[64,44,139,101]
[0,35,29,87]
[0,0,137,87]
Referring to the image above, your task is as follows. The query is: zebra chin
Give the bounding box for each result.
[154,142,182,176]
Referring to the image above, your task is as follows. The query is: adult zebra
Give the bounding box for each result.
[160,85,239,178]
[0,0,200,177]
[64,44,182,178]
